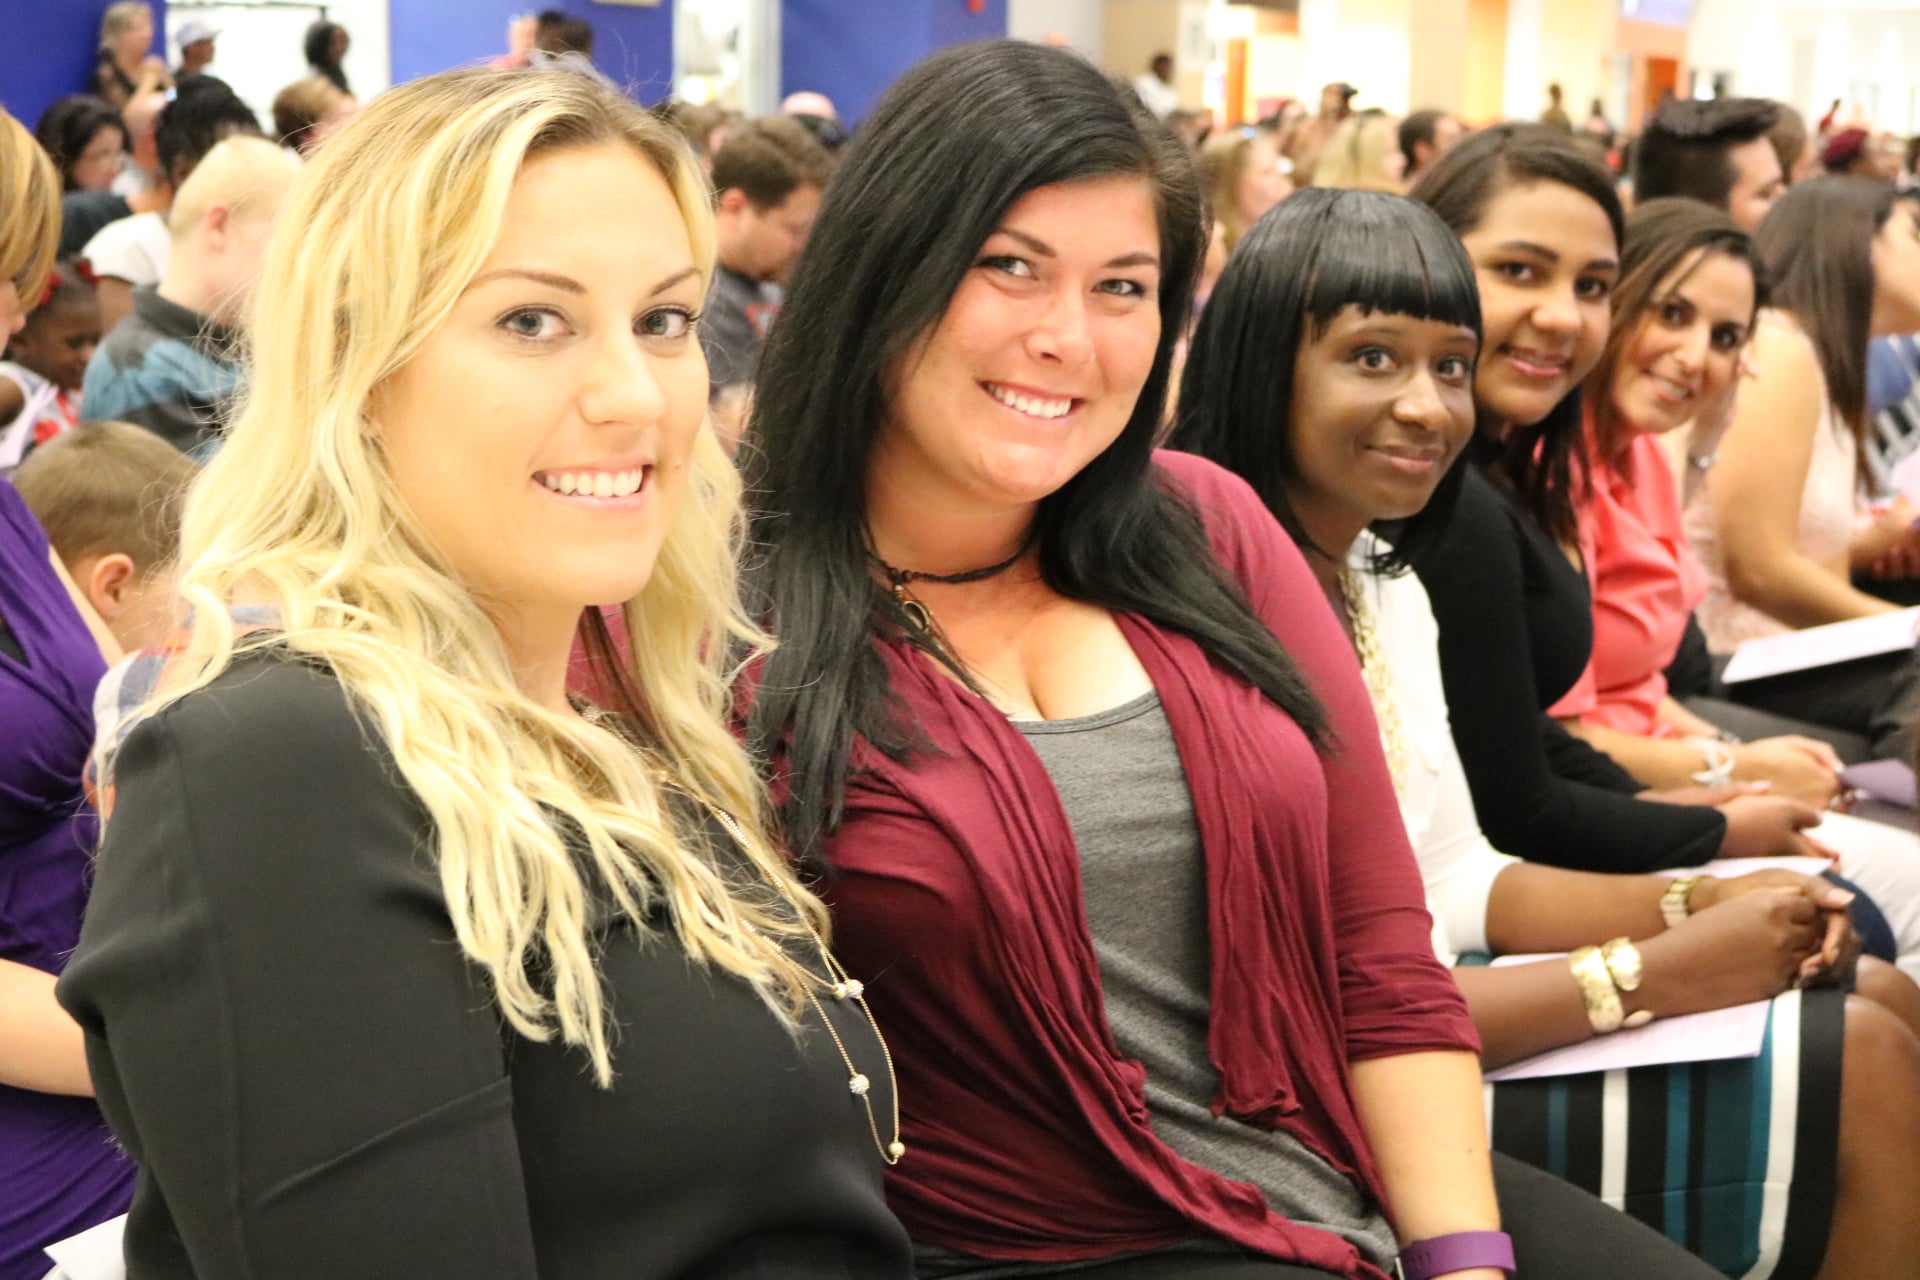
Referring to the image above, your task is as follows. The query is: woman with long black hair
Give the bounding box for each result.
[745,37,1727,1280]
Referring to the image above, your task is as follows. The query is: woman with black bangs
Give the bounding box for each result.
[744,38,1512,1280]
[1173,183,1920,1280]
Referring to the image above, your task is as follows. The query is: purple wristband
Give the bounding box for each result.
[1395,1230,1516,1280]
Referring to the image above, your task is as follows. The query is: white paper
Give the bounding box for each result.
[1721,607,1920,683]
[38,1215,125,1280]
[1480,953,1770,1082]
[1839,759,1918,809]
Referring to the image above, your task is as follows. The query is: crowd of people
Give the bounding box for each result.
[8,17,1920,1280]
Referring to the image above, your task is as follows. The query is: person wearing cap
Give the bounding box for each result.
[175,19,218,80]
[1284,80,1355,186]
[1823,126,1902,181]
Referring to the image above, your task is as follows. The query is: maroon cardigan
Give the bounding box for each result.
[818,452,1477,1277]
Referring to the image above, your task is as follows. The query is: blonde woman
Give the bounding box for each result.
[1313,111,1405,192]
[1197,128,1292,301]
[92,2,172,111]
[55,68,912,1278]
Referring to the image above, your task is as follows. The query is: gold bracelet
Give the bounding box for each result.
[1599,938,1655,1029]
[1661,875,1699,930]
[1568,945,1626,1034]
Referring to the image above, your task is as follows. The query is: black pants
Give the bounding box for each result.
[1004,1153,1722,1279]
[1716,646,1920,764]
[1668,613,1914,761]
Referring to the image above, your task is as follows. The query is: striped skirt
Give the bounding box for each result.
[1485,987,1844,1280]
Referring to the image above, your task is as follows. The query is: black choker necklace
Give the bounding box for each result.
[866,536,1031,632]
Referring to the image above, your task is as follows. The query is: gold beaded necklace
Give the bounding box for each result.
[577,705,905,1166]
[700,800,906,1166]
[1337,567,1407,793]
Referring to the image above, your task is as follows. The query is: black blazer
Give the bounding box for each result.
[59,654,912,1278]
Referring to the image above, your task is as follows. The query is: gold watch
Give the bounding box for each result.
[1661,875,1699,930]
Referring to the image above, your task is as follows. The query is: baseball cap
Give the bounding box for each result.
[176,19,221,47]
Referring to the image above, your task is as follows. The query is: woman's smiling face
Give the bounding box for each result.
[1607,248,1756,439]
[369,143,709,623]
[1284,306,1479,550]
[872,174,1164,516]
[1458,179,1619,431]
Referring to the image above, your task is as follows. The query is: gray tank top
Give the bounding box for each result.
[979,692,1394,1269]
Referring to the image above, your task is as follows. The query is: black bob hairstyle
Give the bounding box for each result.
[1169,188,1482,575]
[1408,122,1624,545]
[742,38,1327,861]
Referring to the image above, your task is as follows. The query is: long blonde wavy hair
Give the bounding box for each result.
[1,109,59,306]
[140,66,829,1085]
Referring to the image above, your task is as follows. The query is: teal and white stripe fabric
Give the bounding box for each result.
[1484,988,1844,1280]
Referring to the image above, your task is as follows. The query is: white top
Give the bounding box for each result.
[1131,72,1179,120]
[81,212,171,289]
[1349,535,1517,965]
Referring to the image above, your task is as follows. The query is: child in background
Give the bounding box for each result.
[0,263,103,470]
[12,420,195,654]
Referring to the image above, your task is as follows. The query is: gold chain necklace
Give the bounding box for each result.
[1337,568,1407,794]
[576,704,904,1165]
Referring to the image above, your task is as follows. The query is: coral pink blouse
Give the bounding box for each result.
[1548,431,1707,736]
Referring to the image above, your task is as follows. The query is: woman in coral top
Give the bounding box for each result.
[1550,199,1842,774]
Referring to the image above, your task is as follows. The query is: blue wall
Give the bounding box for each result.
[385,0,524,85]
[928,0,1008,55]
[565,1,673,102]
[782,0,1007,127]
[387,0,670,102]
[4,0,169,135]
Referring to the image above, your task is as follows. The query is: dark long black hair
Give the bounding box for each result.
[1409,122,1624,544]
[1170,188,1482,575]
[743,39,1326,861]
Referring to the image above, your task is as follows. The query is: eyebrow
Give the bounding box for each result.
[993,227,1160,270]
[465,265,702,296]
[1492,239,1620,273]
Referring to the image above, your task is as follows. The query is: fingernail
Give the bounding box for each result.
[1832,890,1856,904]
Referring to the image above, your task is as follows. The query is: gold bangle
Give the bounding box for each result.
[1599,936,1643,990]
[1568,945,1626,1034]
[1600,938,1655,1029]
[1661,875,1699,930]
